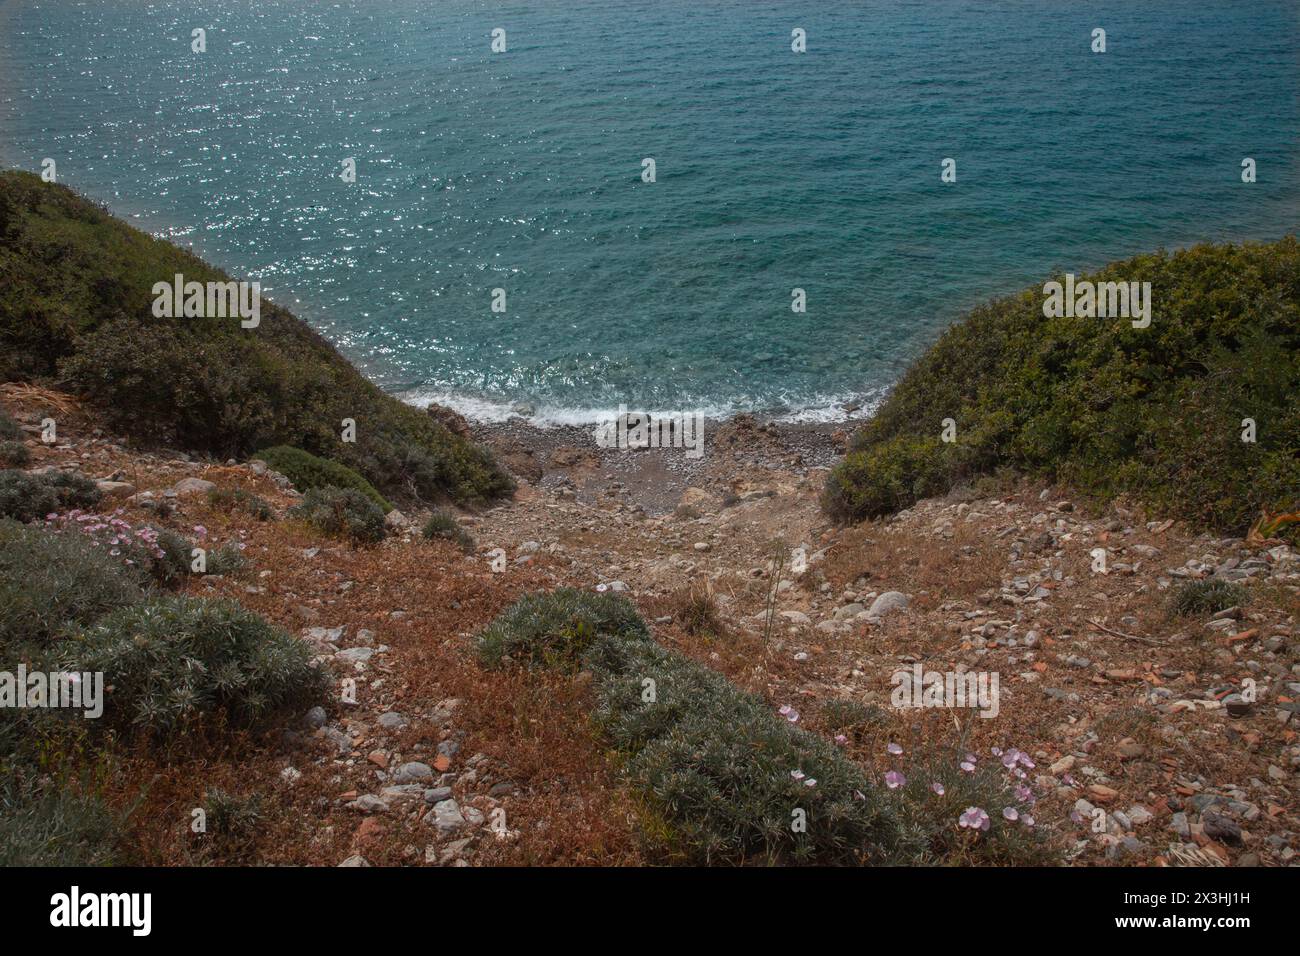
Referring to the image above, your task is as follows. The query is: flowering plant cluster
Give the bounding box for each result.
[45,509,167,565]
[45,509,205,582]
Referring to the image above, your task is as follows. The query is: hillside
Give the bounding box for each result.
[0,172,512,507]
[823,238,1300,539]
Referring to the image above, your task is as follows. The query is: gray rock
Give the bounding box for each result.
[426,799,466,833]
[338,855,370,867]
[423,786,453,804]
[336,646,376,663]
[171,477,216,497]
[96,480,136,497]
[833,603,865,621]
[394,761,434,784]
[304,706,327,729]
[377,711,408,730]
[866,591,910,619]
[347,794,390,814]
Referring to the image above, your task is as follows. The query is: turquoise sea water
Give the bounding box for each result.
[1,0,1297,423]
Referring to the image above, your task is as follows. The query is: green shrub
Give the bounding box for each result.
[824,239,1300,533]
[421,509,476,553]
[0,519,142,655]
[74,595,328,740]
[1169,579,1249,617]
[192,788,262,862]
[204,541,249,576]
[289,486,386,544]
[208,486,273,521]
[0,171,513,507]
[0,469,101,523]
[479,590,902,865]
[141,528,202,584]
[0,409,20,440]
[0,441,28,468]
[476,588,650,670]
[257,445,390,511]
[586,631,902,864]
[0,781,122,866]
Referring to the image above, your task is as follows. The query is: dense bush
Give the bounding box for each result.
[0,171,513,507]
[257,445,390,511]
[586,629,902,864]
[824,239,1300,538]
[0,780,122,866]
[289,486,386,544]
[0,519,143,655]
[1169,579,1248,617]
[478,589,902,864]
[476,588,650,670]
[421,509,476,553]
[74,596,328,739]
[0,469,101,522]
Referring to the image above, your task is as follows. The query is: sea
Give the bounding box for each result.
[1,0,1296,424]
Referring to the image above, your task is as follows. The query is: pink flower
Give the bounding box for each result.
[804,778,817,788]
[931,782,945,796]
[834,734,848,745]
[1002,807,1019,821]
[790,769,805,781]
[887,742,903,756]
[778,705,799,723]
[884,771,906,789]
[958,807,991,831]
[960,761,975,774]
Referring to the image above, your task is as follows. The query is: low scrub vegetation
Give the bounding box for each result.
[0,469,101,523]
[421,509,476,553]
[479,589,902,864]
[0,518,143,655]
[0,441,28,468]
[208,486,273,521]
[479,589,1058,866]
[0,171,513,507]
[1169,579,1248,617]
[289,486,387,544]
[257,445,390,511]
[74,596,328,741]
[824,239,1300,542]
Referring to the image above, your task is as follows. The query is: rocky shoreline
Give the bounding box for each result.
[428,402,852,515]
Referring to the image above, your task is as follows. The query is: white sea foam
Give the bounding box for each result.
[401,388,884,428]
